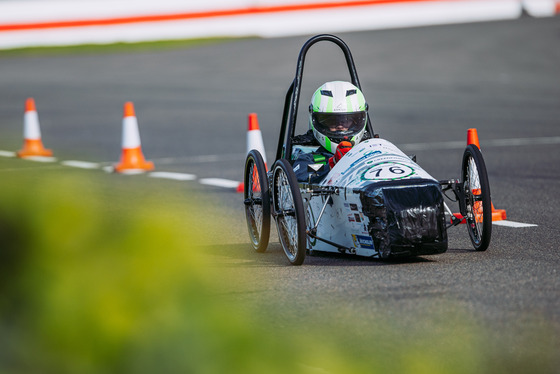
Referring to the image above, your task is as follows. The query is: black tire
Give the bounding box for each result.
[244,150,270,253]
[271,159,307,265]
[462,144,492,251]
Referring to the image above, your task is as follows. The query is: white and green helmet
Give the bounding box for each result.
[309,81,368,153]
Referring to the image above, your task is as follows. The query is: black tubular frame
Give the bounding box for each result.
[275,34,375,162]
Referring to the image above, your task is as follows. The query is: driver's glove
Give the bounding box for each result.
[328,140,353,168]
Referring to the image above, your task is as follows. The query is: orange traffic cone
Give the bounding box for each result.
[452,203,507,224]
[247,113,267,166]
[466,128,506,222]
[491,203,507,221]
[238,113,267,193]
[114,102,154,173]
[467,128,480,149]
[17,98,53,158]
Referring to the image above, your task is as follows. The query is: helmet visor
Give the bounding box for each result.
[312,111,367,140]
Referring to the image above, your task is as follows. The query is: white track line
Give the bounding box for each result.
[150,153,245,164]
[446,213,538,229]
[20,156,57,162]
[400,136,560,151]
[489,136,560,147]
[112,169,147,175]
[148,171,196,181]
[61,160,100,169]
[99,165,149,174]
[493,220,538,228]
[199,178,241,189]
[0,150,16,157]
[401,140,465,151]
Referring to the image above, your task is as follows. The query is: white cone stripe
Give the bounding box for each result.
[247,129,267,164]
[121,116,142,149]
[23,111,41,139]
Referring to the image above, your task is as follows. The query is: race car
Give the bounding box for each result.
[243,34,492,265]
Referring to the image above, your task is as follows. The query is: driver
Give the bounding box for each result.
[292,81,369,182]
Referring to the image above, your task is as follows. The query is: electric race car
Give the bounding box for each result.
[244,34,492,265]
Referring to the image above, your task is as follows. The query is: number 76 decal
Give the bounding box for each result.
[361,162,415,181]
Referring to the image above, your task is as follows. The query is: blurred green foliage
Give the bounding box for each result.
[0,163,558,373]
[0,168,348,373]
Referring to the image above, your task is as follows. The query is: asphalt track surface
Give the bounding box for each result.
[1,16,560,354]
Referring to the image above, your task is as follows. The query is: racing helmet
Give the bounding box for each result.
[309,81,368,154]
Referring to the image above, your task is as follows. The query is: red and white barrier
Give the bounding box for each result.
[0,0,558,49]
